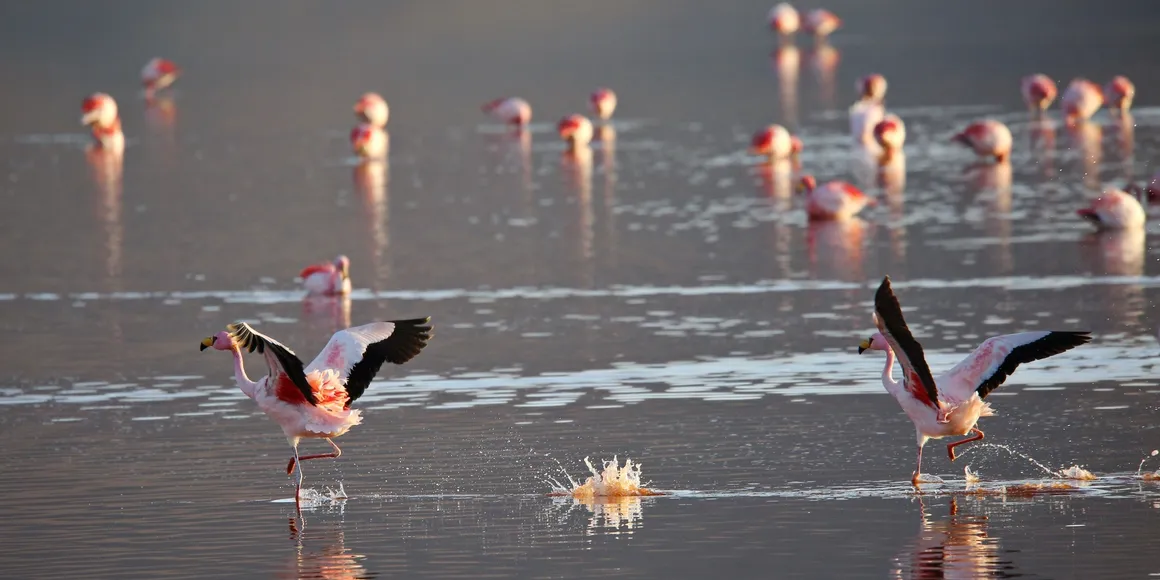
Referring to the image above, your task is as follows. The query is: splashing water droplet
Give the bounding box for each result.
[1057,465,1097,481]
[548,456,664,498]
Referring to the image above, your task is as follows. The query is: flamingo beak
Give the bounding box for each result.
[857,337,871,354]
[200,336,214,351]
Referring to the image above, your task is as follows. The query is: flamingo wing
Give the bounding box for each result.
[226,322,315,405]
[299,263,335,279]
[305,318,433,408]
[873,276,940,410]
[943,331,1091,400]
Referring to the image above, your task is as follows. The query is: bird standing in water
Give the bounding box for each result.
[200,319,432,507]
[858,277,1089,485]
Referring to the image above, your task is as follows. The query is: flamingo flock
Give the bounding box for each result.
[74,5,1139,502]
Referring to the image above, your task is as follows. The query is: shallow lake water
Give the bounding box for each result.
[2,1,1160,578]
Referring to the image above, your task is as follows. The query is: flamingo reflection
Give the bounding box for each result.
[808,41,839,108]
[806,217,867,281]
[285,519,368,580]
[1081,228,1146,329]
[598,125,619,267]
[890,498,1019,578]
[756,159,794,210]
[1027,117,1056,177]
[1111,112,1134,180]
[86,148,124,284]
[553,496,646,535]
[561,145,595,285]
[965,161,1014,274]
[1067,121,1102,190]
[353,159,389,287]
[302,295,352,334]
[772,45,800,127]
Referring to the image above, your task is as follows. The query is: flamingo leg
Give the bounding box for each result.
[286,438,342,475]
[911,445,924,486]
[292,444,303,511]
[947,428,985,461]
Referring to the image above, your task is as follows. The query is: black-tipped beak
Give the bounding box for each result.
[857,337,871,354]
[200,337,213,351]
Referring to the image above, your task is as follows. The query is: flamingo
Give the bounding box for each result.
[951,120,1012,163]
[856,74,888,104]
[767,3,800,36]
[1021,74,1057,112]
[850,99,885,145]
[1061,78,1104,123]
[1104,76,1135,113]
[482,97,532,127]
[1077,187,1146,230]
[141,57,181,96]
[590,88,617,121]
[872,114,906,165]
[354,92,389,128]
[300,255,352,296]
[802,8,841,38]
[350,124,387,159]
[558,114,594,152]
[80,93,124,154]
[858,276,1090,485]
[797,174,871,220]
[750,124,802,163]
[199,319,433,506]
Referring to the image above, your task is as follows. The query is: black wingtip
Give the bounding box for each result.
[382,317,434,365]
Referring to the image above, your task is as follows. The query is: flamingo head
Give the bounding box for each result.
[200,330,235,352]
[557,114,592,145]
[1105,76,1135,109]
[354,92,388,126]
[795,174,817,194]
[858,332,889,354]
[590,88,617,118]
[334,255,351,278]
[749,128,774,155]
[141,58,181,87]
[81,93,118,127]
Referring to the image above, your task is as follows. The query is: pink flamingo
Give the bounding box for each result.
[1021,74,1057,112]
[872,114,906,165]
[767,3,800,36]
[797,174,871,220]
[80,93,124,154]
[750,124,802,163]
[802,8,841,38]
[350,124,387,159]
[301,255,352,296]
[354,92,389,128]
[590,88,618,122]
[856,74,888,103]
[200,319,433,506]
[482,97,532,127]
[557,114,594,152]
[1061,78,1104,123]
[859,276,1090,485]
[1077,187,1146,230]
[952,120,1012,163]
[1104,76,1135,113]
[141,58,181,97]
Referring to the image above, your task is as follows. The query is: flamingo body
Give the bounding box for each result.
[557,114,594,150]
[802,9,841,37]
[1061,78,1104,122]
[767,3,800,35]
[799,174,870,220]
[850,99,885,145]
[482,97,532,126]
[141,58,181,92]
[354,92,389,128]
[873,114,906,165]
[1021,74,1057,111]
[81,93,125,153]
[1077,189,1145,230]
[301,255,352,296]
[350,124,387,159]
[590,88,617,121]
[750,124,801,161]
[1104,76,1135,112]
[952,120,1012,162]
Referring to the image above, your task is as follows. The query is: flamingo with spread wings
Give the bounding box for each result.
[858,277,1090,485]
[200,319,432,506]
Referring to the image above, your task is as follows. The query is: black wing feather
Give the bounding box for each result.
[874,276,940,404]
[227,322,316,405]
[344,317,433,408]
[976,331,1091,398]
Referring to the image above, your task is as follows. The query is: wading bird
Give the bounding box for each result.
[482,97,532,127]
[750,124,802,163]
[81,93,124,154]
[952,120,1012,163]
[354,92,389,128]
[590,88,617,121]
[200,319,432,506]
[1021,74,1057,112]
[558,114,594,152]
[141,58,181,96]
[797,174,871,220]
[1077,187,1146,230]
[300,255,352,296]
[858,276,1090,485]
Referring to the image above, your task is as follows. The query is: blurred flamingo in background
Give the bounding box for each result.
[199,319,432,508]
[802,9,841,38]
[1104,76,1135,114]
[301,255,352,296]
[482,97,532,128]
[1077,187,1146,230]
[952,120,1012,163]
[81,93,124,154]
[141,57,180,97]
[750,124,802,164]
[872,114,906,165]
[590,88,617,122]
[767,3,800,37]
[558,114,594,153]
[856,74,888,104]
[1021,74,1057,113]
[1061,78,1103,123]
[354,92,389,128]
[797,174,871,220]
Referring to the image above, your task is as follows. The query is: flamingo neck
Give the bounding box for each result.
[230,346,259,399]
[881,347,901,393]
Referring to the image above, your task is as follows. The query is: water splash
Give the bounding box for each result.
[1137,449,1160,480]
[964,466,980,484]
[1057,465,1097,481]
[547,456,663,498]
[968,444,1058,477]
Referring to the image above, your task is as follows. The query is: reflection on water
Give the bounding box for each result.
[550,496,646,536]
[85,148,124,285]
[808,41,839,108]
[772,45,799,127]
[1111,112,1135,180]
[285,519,368,580]
[302,295,352,333]
[891,498,1017,579]
[806,218,867,281]
[1067,121,1103,190]
[354,159,390,287]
